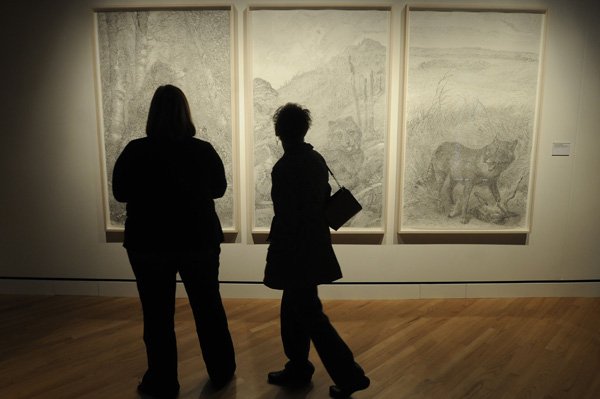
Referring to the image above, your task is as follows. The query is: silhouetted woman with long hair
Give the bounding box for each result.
[113,84,236,398]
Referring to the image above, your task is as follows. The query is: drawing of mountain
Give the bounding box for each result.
[254,38,387,143]
[279,38,385,132]
[253,38,387,228]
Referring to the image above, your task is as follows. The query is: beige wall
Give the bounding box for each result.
[0,0,598,298]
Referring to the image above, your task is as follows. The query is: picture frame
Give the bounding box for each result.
[92,6,239,238]
[398,6,546,233]
[245,5,392,235]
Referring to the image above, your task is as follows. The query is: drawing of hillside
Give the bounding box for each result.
[252,9,390,229]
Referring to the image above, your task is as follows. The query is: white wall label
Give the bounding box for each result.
[552,142,571,156]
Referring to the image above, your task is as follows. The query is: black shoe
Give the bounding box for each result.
[137,380,180,399]
[329,375,370,398]
[268,362,314,388]
[210,371,235,391]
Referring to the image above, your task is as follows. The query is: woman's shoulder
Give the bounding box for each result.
[188,137,217,151]
[303,145,328,171]
[273,145,327,176]
[308,147,326,163]
[120,137,149,154]
[127,137,148,146]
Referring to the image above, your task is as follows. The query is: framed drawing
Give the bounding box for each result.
[94,7,237,233]
[247,6,391,232]
[399,6,546,233]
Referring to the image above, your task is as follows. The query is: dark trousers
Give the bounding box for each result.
[127,247,236,386]
[280,285,363,387]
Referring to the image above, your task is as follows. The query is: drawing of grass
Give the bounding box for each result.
[403,75,533,229]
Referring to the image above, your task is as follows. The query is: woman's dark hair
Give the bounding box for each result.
[146,84,196,140]
[272,103,311,142]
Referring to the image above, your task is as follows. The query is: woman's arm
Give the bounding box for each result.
[206,143,227,199]
[112,143,132,203]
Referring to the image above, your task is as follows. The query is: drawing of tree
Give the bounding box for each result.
[97,10,234,229]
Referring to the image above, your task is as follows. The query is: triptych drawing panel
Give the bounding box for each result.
[249,8,391,231]
[400,8,545,232]
[95,8,235,231]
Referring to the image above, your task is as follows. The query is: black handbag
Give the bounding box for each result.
[325,164,362,230]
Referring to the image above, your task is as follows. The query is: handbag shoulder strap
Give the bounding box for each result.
[324,161,342,190]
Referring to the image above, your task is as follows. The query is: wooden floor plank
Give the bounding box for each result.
[0,295,599,398]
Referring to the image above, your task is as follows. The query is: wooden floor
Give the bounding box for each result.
[1,295,599,399]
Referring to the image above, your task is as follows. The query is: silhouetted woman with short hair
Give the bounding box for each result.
[264,103,370,398]
[113,84,236,398]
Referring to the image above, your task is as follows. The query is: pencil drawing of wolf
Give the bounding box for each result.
[424,138,518,224]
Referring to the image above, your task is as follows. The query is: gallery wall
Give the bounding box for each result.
[0,0,598,298]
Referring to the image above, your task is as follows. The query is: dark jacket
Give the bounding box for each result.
[112,136,226,251]
[264,142,342,289]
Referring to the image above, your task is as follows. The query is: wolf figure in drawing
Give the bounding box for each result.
[426,138,518,224]
[324,116,364,190]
